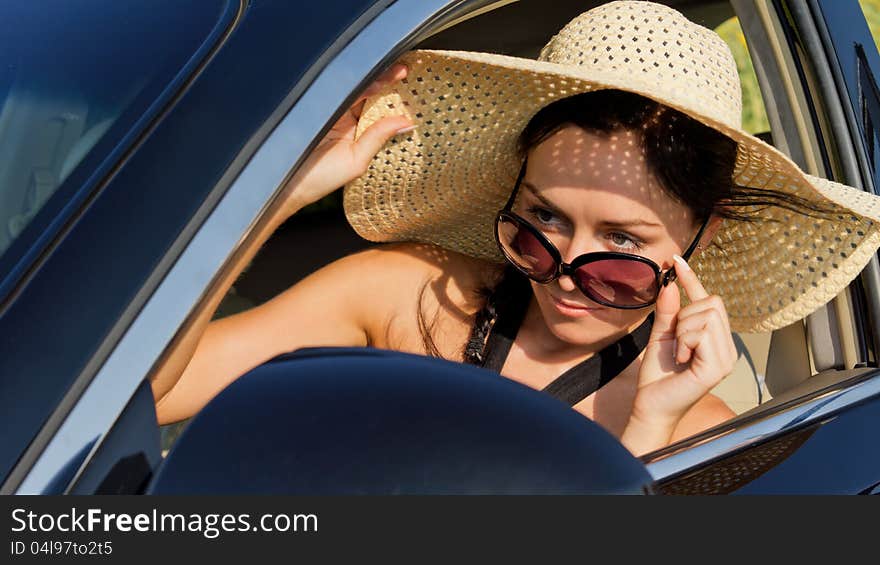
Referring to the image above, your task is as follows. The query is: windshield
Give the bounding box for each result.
[0,0,234,293]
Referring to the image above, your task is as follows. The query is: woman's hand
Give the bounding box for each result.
[622,254,737,455]
[278,63,414,219]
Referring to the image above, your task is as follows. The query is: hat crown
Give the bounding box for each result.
[538,1,742,130]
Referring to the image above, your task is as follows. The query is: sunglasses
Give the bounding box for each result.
[494,160,710,309]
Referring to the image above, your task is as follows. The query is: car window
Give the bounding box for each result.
[205,2,766,432]
[0,0,235,299]
[216,1,781,421]
[714,16,771,136]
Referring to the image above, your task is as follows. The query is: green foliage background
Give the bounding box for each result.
[716,2,880,134]
[715,17,769,135]
[860,0,880,42]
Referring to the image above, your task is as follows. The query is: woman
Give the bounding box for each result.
[151,1,880,456]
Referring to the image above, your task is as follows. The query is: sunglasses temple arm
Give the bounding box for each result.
[681,215,712,261]
[662,215,711,286]
[502,158,529,211]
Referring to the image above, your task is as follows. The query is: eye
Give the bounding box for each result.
[608,231,644,251]
[526,205,561,227]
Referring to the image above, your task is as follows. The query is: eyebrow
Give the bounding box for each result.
[521,181,664,228]
[599,218,664,229]
[522,182,568,219]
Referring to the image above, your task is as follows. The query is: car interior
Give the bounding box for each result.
[160,0,876,460]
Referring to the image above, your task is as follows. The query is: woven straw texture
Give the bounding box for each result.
[343,1,880,333]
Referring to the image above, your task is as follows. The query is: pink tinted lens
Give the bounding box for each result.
[497,217,556,280]
[574,259,659,306]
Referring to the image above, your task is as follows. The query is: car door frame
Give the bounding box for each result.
[806,0,880,364]
[6,0,529,495]
[644,0,880,490]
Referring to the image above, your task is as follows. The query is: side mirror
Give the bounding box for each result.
[148,348,654,494]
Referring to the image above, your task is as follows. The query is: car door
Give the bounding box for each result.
[0,0,243,494]
[4,0,482,494]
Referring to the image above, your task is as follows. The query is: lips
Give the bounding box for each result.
[550,294,602,317]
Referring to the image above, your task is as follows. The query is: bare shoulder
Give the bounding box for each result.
[292,241,478,290]
[290,240,493,304]
[344,241,500,298]
[670,393,737,443]
[306,241,499,340]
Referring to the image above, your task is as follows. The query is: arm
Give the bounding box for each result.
[150,64,413,424]
[620,393,735,456]
[154,247,391,424]
[621,254,738,456]
[150,209,297,423]
[669,393,735,443]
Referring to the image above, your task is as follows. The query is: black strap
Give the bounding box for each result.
[480,276,532,374]
[540,313,653,405]
[478,282,654,406]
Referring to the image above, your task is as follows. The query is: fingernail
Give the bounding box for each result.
[672,254,691,271]
[395,125,417,135]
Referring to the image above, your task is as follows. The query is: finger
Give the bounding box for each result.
[352,115,415,167]
[357,64,409,105]
[649,277,681,341]
[675,307,722,337]
[677,321,738,373]
[676,311,736,369]
[711,328,738,373]
[672,254,709,302]
[347,64,410,121]
[677,295,732,340]
[702,327,737,378]
[676,328,712,365]
[677,294,727,322]
[349,98,368,122]
[375,62,409,85]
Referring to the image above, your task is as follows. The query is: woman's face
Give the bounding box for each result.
[515,124,704,347]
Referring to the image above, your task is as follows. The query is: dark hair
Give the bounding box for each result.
[419,90,833,363]
[516,90,833,223]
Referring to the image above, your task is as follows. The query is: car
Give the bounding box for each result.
[3,0,880,495]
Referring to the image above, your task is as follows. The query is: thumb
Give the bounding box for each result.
[352,115,414,168]
[650,280,681,340]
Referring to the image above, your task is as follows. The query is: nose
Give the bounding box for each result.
[553,234,598,294]
[557,273,578,293]
[557,228,604,264]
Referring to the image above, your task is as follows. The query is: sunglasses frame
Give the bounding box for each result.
[494,159,711,309]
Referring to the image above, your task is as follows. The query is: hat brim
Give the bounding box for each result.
[343,49,880,333]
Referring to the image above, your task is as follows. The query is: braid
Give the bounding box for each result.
[463,266,528,365]
[464,297,498,365]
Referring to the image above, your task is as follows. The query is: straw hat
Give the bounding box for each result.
[343,0,880,333]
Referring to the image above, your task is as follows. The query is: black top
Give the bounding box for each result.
[471,274,654,406]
